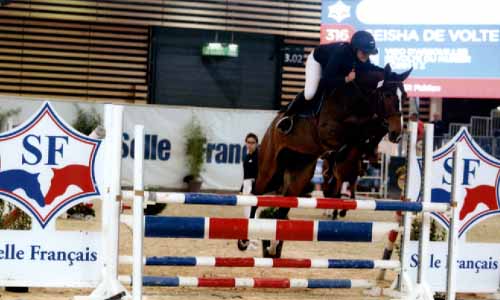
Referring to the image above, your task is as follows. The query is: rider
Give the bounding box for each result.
[276,30,381,135]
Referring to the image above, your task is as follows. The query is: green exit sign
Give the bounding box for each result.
[201,43,239,57]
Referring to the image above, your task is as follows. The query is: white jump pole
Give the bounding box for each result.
[417,124,434,284]
[446,143,462,300]
[399,121,418,293]
[101,105,114,246]
[107,105,125,293]
[132,125,145,300]
[79,105,127,300]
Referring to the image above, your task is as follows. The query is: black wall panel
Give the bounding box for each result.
[151,27,281,109]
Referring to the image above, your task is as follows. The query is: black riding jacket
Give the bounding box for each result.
[243,149,258,180]
[313,42,384,96]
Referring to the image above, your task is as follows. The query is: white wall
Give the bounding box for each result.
[0,96,277,191]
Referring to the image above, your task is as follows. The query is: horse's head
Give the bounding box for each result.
[372,64,412,143]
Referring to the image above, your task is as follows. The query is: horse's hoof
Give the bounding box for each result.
[5,287,29,293]
[276,117,293,135]
[144,203,167,215]
[339,209,347,217]
[262,240,283,258]
[332,210,338,220]
[274,240,284,258]
[237,239,249,251]
[262,240,271,257]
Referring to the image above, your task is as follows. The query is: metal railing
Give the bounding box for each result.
[356,154,389,199]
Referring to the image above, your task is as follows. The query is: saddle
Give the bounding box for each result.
[297,93,323,118]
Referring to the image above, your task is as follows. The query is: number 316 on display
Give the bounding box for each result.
[325,29,350,42]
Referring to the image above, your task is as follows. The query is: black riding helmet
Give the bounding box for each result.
[351,30,378,55]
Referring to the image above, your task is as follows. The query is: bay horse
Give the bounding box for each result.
[240,64,411,258]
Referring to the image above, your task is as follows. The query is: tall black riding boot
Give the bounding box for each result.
[276,92,306,134]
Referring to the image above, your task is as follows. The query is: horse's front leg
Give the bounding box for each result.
[262,157,317,258]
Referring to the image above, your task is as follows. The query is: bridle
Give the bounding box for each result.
[374,80,405,120]
[349,79,404,121]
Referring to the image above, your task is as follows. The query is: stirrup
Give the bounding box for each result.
[276,116,294,135]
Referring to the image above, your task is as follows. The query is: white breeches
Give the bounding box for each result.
[304,49,322,100]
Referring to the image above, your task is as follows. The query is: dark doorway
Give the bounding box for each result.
[150,27,281,110]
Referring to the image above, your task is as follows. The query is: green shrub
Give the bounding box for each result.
[411,216,447,241]
[73,104,102,135]
[184,117,207,179]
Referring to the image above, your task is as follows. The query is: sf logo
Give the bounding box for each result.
[22,135,69,166]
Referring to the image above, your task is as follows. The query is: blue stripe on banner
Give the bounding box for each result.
[328,259,374,269]
[146,256,197,266]
[145,216,205,238]
[375,201,423,212]
[185,193,237,206]
[308,279,352,288]
[143,276,180,287]
[317,221,372,242]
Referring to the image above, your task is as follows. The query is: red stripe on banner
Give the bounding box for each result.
[215,257,254,267]
[209,218,248,239]
[273,258,311,268]
[257,196,298,208]
[276,220,314,241]
[254,278,290,288]
[316,199,357,210]
[198,278,236,287]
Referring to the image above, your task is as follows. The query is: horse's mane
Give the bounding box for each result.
[355,65,410,91]
[354,69,385,91]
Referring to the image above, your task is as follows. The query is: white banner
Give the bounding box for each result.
[0,96,276,191]
[0,230,101,287]
[405,241,500,293]
[121,105,276,190]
